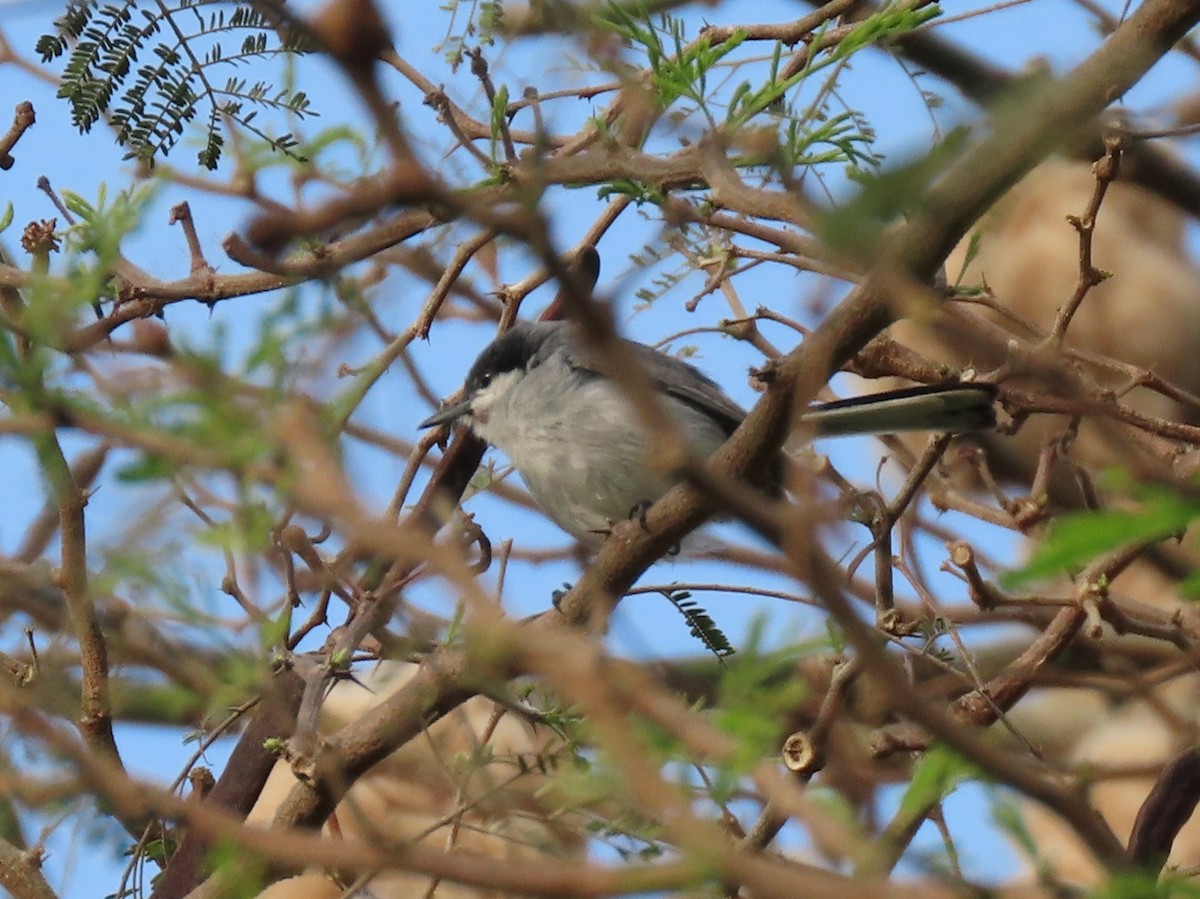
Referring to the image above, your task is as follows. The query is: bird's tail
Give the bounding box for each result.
[804,383,997,437]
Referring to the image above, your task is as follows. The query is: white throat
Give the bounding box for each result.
[466,368,526,441]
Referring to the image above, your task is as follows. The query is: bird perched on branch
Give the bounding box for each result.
[422,320,996,543]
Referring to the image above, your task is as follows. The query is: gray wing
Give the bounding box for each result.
[554,328,747,435]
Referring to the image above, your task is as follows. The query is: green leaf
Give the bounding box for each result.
[662,588,735,659]
[953,230,984,286]
[43,2,315,167]
[491,83,509,140]
[990,789,1040,864]
[1089,870,1200,898]
[1005,485,1200,586]
[833,4,942,60]
[896,745,977,819]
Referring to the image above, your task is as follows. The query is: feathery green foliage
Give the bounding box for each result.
[37,0,317,169]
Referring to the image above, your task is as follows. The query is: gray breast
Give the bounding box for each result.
[493,364,727,541]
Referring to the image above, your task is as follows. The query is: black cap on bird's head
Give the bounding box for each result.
[417,323,550,429]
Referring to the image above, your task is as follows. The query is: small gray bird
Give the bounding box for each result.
[420,321,995,542]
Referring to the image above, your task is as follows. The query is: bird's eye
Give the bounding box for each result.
[478,372,493,388]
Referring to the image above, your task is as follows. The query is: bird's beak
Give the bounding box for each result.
[418,398,473,429]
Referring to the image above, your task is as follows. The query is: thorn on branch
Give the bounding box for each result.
[279,524,356,606]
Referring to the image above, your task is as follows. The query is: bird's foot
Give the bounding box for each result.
[551,583,573,609]
[628,499,654,532]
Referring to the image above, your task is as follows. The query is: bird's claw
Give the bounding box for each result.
[628,500,654,532]
[551,582,573,609]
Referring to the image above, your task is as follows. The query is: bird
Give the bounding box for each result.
[420,321,996,543]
